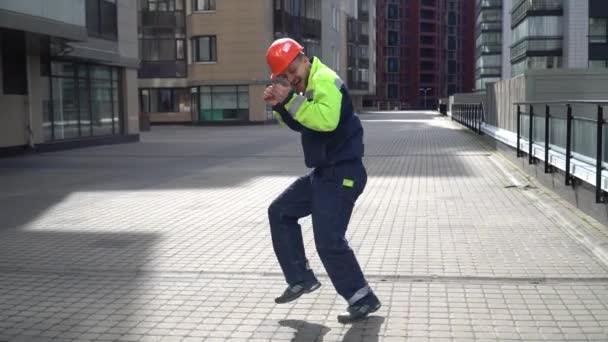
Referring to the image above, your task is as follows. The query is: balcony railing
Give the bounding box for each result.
[510,36,562,61]
[512,0,562,28]
[477,43,502,55]
[138,60,186,78]
[274,10,321,41]
[516,100,608,203]
[452,103,484,135]
[140,11,185,30]
[476,66,502,77]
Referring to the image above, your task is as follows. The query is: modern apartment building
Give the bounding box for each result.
[475,0,504,91]
[365,0,474,110]
[347,0,377,109]
[0,0,140,154]
[475,0,608,89]
[139,0,356,124]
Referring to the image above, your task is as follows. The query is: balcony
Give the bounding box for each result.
[512,0,562,28]
[138,60,186,78]
[476,66,502,77]
[359,34,369,45]
[477,22,502,37]
[510,36,562,61]
[274,10,321,41]
[477,43,502,56]
[140,11,185,30]
[478,0,502,9]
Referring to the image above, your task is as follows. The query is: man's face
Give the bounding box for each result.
[279,55,309,93]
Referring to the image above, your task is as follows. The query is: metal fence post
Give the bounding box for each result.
[565,104,573,186]
[544,105,551,173]
[596,105,605,203]
[529,104,535,164]
[516,104,522,158]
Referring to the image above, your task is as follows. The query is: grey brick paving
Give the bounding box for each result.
[1,111,608,341]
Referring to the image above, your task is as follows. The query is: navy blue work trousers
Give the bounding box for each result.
[268,158,368,301]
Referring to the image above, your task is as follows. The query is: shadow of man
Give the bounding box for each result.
[279,316,385,342]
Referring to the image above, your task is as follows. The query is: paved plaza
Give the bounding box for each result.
[1,111,608,341]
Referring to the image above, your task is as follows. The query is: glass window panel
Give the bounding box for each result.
[52,77,80,139]
[238,87,249,109]
[41,75,53,141]
[100,0,117,39]
[176,40,184,60]
[91,65,112,80]
[532,115,545,142]
[195,36,216,62]
[79,79,92,136]
[141,89,150,113]
[86,0,100,35]
[158,89,175,112]
[213,86,237,109]
[91,79,113,136]
[51,61,76,77]
[549,117,566,150]
[175,88,189,112]
[159,39,176,60]
[589,18,607,43]
[520,115,530,140]
[572,120,596,159]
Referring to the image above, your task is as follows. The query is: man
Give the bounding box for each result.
[263,38,381,323]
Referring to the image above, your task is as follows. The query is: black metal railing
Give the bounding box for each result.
[516,101,608,203]
[452,103,484,134]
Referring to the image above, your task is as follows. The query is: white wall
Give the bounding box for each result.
[564,0,589,68]
[501,0,513,78]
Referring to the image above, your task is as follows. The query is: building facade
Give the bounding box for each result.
[365,0,474,110]
[475,0,608,89]
[0,0,140,153]
[139,0,356,124]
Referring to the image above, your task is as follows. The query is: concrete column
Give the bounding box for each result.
[502,0,513,79]
[123,68,140,135]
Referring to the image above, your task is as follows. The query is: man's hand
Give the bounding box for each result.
[270,83,292,104]
[263,80,292,107]
[263,86,279,106]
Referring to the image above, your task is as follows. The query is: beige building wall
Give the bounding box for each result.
[186,0,273,122]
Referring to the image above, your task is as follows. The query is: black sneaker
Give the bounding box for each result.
[337,293,381,323]
[275,280,321,304]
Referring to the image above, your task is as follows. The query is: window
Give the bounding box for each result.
[421,22,435,32]
[1,29,27,95]
[86,0,117,40]
[141,39,185,61]
[387,4,399,20]
[42,61,121,141]
[589,60,608,68]
[387,57,399,72]
[589,18,608,43]
[192,85,249,121]
[193,0,216,11]
[388,31,399,46]
[421,35,434,45]
[192,36,217,62]
[387,84,398,99]
[140,88,189,112]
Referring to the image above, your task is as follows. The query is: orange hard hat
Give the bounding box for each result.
[266,38,304,78]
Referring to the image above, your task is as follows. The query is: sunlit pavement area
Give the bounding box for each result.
[1,111,608,341]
